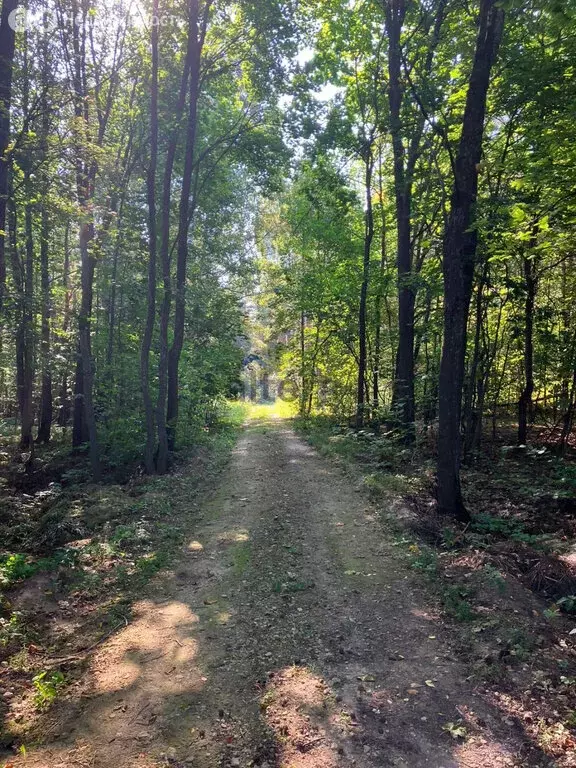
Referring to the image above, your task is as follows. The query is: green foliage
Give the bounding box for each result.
[442,720,468,740]
[556,595,576,615]
[409,546,440,579]
[482,565,507,594]
[0,555,36,587]
[0,550,79,590]
[32,670,66,710]
[470,513,546,548]
[0,612,26,648]
[441,585,477,622]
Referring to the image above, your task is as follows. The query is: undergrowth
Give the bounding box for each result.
[293,413,576,676]
[0,400,248,742]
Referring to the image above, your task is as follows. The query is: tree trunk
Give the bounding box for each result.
[70,4,99,480]
[385,0,414,439]
[37,42,53,444]
[385,0,446,439]
[8,191,33,453]
[356,145,374,428]
[0,0,17,305]
[463,260,487,459]
[517,225,538,445]
[299,310,306,415]
[58,222,72,427]
[37,202,52,443]
[559,359,576,453]
[156,15,193,473]
[437,0,504,520]
[69,2,101,478]
[141,0,159,474]
[78,221,100,479]
[166,0,205,453]
[373,148,387,414]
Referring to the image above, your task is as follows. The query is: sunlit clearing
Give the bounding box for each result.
[249,398,297,420]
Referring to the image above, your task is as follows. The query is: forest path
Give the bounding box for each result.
[17,413,539,768]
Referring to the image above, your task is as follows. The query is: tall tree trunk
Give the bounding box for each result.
[517,225,538,445]
[0,0,17,305]
[14,36,35,454]
[106,226,120,368]
[37,39,53,444]
[70,3,100,478]
[373,148,387,413]
[166,0,207,453]
[299,309,306,416]
[156,16,193,473]
[385,0,445,439]
[141,0,159,474]
[58,222,72,426]
[385,0,414,438]
[22,181,35,451]
[8,182,34,453]
[463,260,487,459]
[356,144,374,428]
[437,0,504,520]
[37,202,52,443]
[78,220,100,479]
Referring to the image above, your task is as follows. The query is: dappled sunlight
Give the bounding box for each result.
[454,739,517,766]
[216,528,250,544]
[410,607,441,620]
[9,599,207,768]
[487,688,576,761]
[92,599,201,696]
[261,666,343,767]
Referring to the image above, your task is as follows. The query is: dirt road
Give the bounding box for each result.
[16,415,550,767]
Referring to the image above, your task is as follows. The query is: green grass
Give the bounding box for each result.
[231,542,251,575]
[292,416,425,497]
[248,399,297,421]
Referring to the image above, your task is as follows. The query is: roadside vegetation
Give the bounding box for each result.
[0,401,248,750]
[294,413,576,761]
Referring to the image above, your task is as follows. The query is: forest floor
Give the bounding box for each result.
[1,406,576,767]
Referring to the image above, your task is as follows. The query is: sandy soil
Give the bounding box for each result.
[10,416,559,767]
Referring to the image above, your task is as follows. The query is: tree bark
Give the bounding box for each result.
[8,189,34,453]
[37,201,52,443]
[166,0,208,452]
[373,148,387,413]
[385,0,414,438]
[356,144,374,428]
[385,0,446,439]
[155,13,193,473]
[78,220,100,479]
[37,38,53,444]
[141,0,159,474]
[437,0,504,520]
[0,0,17,306]
[69,3,100,478]
[463,260,487,459]
[58,221,72,427]
[517,224,539,445]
